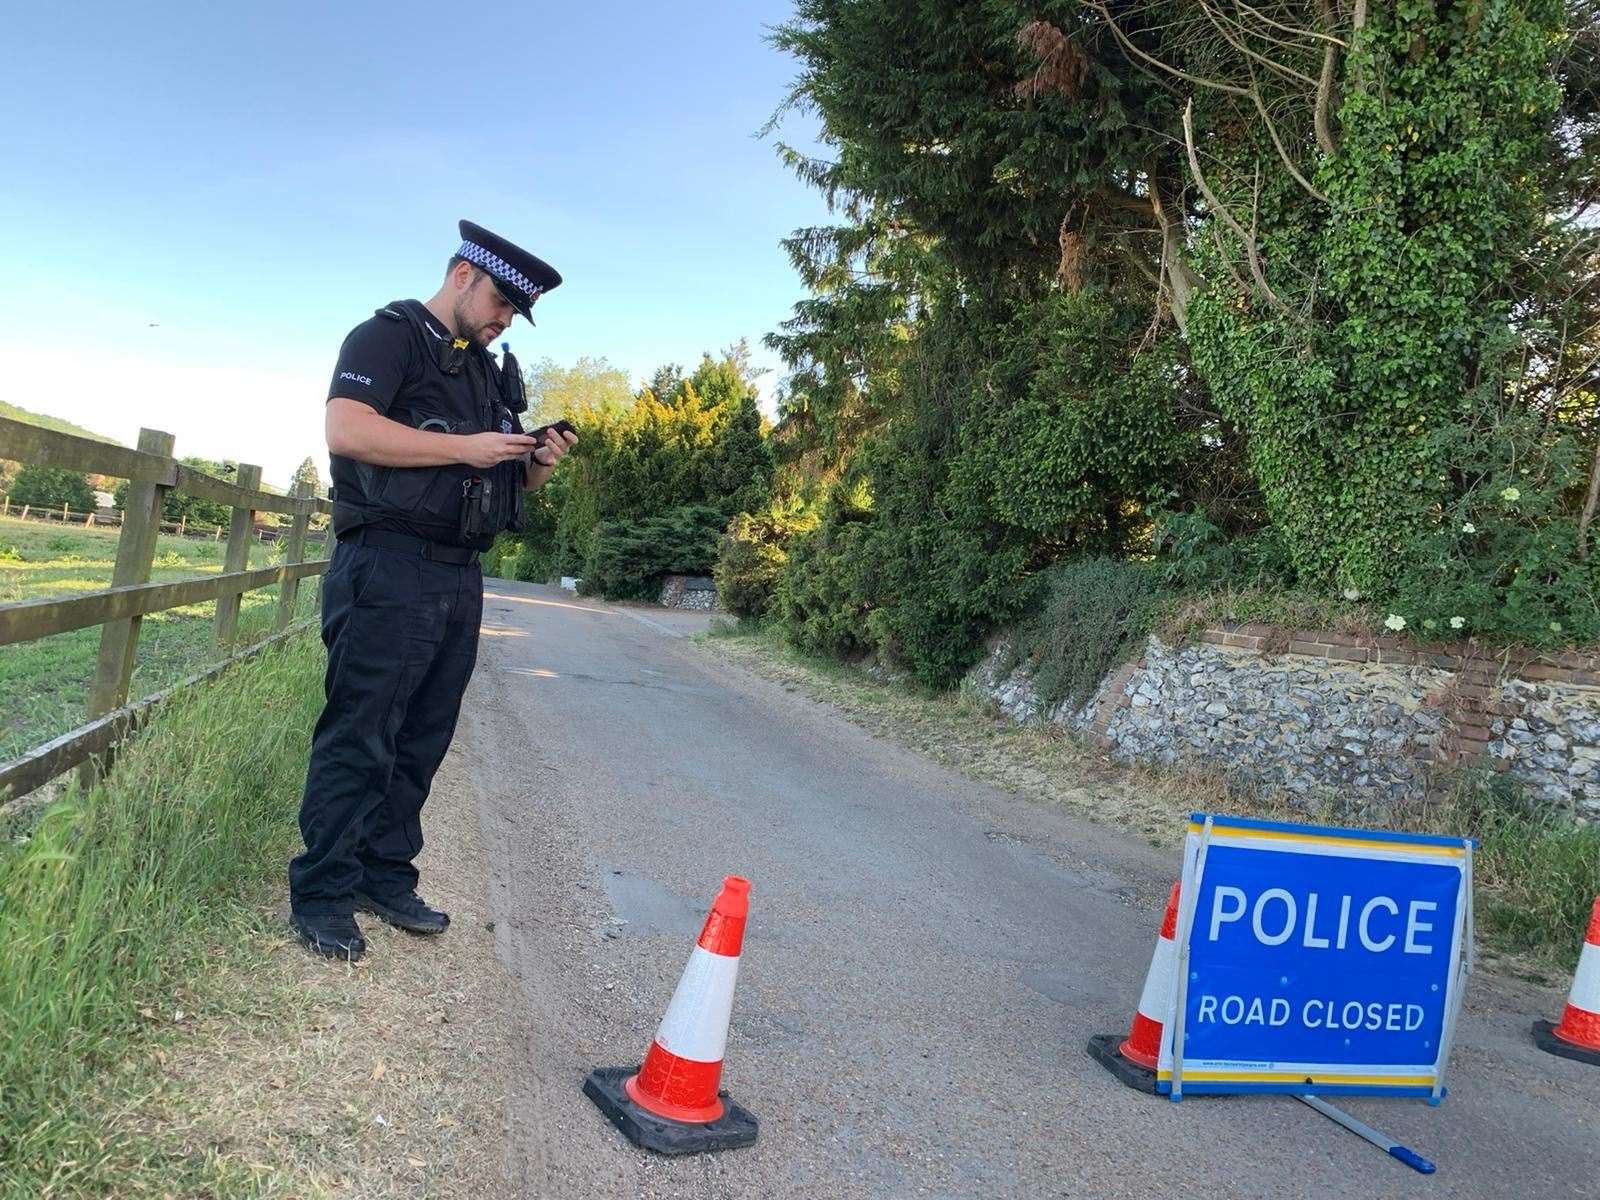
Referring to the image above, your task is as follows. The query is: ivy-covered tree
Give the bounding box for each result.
[765,0,1594,666]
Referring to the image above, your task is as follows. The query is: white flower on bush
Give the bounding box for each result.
[1501,487,1521,503]
[1343,587,1361,601]
[1551,621,1563,633]
[1450,616,1465,630]
[1384,614,1407,632]
[1462,522,1476,534]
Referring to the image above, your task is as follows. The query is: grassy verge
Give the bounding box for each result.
[703,619,1600,974]
[0,630,325,1197]
[0,516,325,761]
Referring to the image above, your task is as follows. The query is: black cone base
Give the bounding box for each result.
[1532,1019,1600,1067]
[1086,1033,1160,1095]
[583,1066,759,1155]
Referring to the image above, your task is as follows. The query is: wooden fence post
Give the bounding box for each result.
[81,428,176,783]
[19,505,29,521]
[275,481,312,631]
[62,501,69,521]
[84,509,93,527]
[177,514,186,538]
[1,496,8,517]
[214,463,262,650]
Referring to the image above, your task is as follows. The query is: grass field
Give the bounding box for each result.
[0,515,328,763]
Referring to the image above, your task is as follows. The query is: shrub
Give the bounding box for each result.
[1151,511,1294,592]
[1385,372,1600,646]
[714,497,818,618]
[999,558,1167,712]
[480,534,512,578]
[774,478,879,660]
[582,504,727,600]
[507,542,547,583]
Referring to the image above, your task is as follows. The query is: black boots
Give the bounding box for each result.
[354,889,451,934]
[290,912,367,961]
[290,892,448,961]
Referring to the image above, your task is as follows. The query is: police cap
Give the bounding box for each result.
[455,219,563,322]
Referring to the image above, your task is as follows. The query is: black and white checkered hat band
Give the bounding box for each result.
[457,240,543,301]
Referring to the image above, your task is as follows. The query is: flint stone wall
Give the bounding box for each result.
[967,626,1600,820]
[658,574,722,612]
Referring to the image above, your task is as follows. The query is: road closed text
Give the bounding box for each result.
[1193,993,1428,1032]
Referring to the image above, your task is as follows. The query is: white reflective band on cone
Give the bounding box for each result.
[654,945,741,1064]
[1571,942,1600,1012]
[1136,933,1178,1021]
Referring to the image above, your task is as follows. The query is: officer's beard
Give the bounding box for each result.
[454,276,506,347]
[458,317,502,348]
[451,303,503,349]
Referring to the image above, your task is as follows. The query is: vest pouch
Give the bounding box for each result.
[489,459,525,534]
[373,461,477,535]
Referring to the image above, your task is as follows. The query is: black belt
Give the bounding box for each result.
[343,527,478,565]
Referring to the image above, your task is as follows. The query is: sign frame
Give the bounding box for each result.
[1157,812,1475,1103]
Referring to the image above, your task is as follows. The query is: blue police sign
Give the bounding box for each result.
[1157,814,1475,1101]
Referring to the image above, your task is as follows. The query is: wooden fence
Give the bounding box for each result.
[0,416,334,805]
[0,494,330,546]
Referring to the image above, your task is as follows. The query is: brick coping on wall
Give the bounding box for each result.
[1083,625,1600,770]
[1200,623,1600,685]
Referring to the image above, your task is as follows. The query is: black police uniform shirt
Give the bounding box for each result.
[325,300,521,549]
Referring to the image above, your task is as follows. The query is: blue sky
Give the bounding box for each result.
[0,1,829,486]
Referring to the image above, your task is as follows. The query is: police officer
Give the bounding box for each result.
[288,220,575,960]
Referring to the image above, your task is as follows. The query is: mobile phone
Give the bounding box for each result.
[527,419,576,446]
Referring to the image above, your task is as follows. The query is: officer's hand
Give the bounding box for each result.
[533,428,578,468]
[461,432,540,468]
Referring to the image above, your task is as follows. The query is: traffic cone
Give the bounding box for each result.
[1087,881,1181,1094]
[584,875,759,1154]
[1532,895,1600,1067]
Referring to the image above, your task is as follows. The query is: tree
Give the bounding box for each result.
[113,456,236,528]
[499,349,778,583]
[766,0,1594,667]
[291,456,324,498]
[522,356,634,428]
[8,465,94,511]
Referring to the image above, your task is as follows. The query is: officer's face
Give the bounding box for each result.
[454,269,518,348]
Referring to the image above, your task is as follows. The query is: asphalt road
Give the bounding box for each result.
[458,581,1600,1200]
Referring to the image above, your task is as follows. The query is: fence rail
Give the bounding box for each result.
[0,417,335,804]
[0,494,331,545]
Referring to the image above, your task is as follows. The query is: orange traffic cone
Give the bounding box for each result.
[584,875,759,1154]
[1533,895,1600,1067]
[1088,882,1181,1093]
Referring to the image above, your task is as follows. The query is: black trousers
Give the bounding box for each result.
[288,538,482,917]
